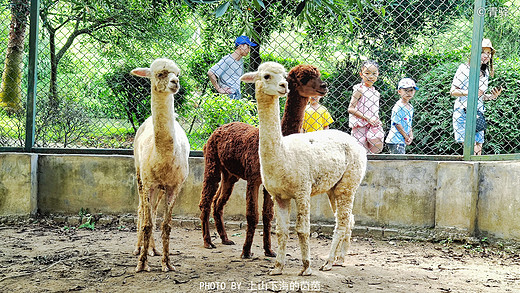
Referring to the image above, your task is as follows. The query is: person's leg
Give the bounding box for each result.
[351,126,370,151]
[368,138,383,154]
[367,125,384,154]
[387,143,405,154]
[474,143,482,155]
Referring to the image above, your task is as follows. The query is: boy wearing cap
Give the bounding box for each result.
[385,78,418,154]
[208,36,258,100]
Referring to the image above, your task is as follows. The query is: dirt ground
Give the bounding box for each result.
[1,219,520,293]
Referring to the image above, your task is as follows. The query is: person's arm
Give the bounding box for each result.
[407,129,414,145]
[208,70,227,94]
[450,84,485,97]
[482,86,503,101]
[208,69,234,94]
[395,123,412,145]
[348,90,380,126]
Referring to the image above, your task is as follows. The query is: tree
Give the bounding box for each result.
[0,0,30,113]
[38,0,183,109]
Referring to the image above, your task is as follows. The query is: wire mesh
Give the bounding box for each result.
[0,0,519,156]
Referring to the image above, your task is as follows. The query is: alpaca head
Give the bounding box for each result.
[287,64,328,97]
[240,62,289,97]
[131,58,181,95]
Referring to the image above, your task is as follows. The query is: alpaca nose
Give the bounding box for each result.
[321,81,328,89]
[279,81,289,93]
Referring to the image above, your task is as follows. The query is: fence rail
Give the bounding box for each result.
[0,0,519,160]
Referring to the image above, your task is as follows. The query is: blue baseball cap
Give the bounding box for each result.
[235,36,258,47]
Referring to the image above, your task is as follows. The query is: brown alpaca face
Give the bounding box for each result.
[297,75,328,97]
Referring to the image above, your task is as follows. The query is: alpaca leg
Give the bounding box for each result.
[213,172,238,245]
[333,214,354,266]
[295,197,312,276]
[149,190,163,256]
[269,197,291,276]
[199,172,221,249]
[136,187,157,272]
[320,192,353,271]
[160,186,178,272]
[242,181,260,259]
[134,173,144,256]
[133,199,144,256]
[261,187,276,257]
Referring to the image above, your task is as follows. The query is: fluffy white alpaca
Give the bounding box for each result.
[131,58,190,272]
[241,62,367,276]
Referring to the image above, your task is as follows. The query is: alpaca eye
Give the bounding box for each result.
[264,74,271,80]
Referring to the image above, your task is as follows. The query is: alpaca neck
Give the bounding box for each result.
[257,87,284,166]
[151,90,176,155]
[281,89,310,135]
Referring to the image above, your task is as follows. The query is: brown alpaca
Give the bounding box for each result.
[199,64,328,258]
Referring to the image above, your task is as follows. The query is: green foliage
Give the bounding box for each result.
[103,62,191,133]
[484,59,520,154]
[186,48,226,94]
[408,62,462,155]
[321,59,360,133]
[185,93,259,150]
[78,208,95,230]
[403,48,469,82]
[260,53,301,70]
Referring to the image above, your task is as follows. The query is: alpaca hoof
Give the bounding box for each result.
[133,247,141,256]
[204,242,216,249]
[150,248,162,256]
[241,251,254,259]
[162,263,176,272]
[264,250,276,257]
[135,261,151,273]
[333,257,345,267]
[298,267,313,276]
[319,261,333,271]
[222,239,235,245]
[269,267,283,276]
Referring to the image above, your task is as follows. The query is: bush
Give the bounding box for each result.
[184,93,259,150]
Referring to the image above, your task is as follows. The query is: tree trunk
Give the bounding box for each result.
[48,28,60,109]
[0,0,30,113]
[246,3,269,98]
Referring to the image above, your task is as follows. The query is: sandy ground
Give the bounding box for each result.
[1,219,520,293]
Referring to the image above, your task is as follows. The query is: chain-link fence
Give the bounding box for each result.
[1,0,519,157]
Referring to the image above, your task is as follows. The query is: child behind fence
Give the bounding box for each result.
[385,78,418,154]
[348,60,385,154]
[302,95,334,132]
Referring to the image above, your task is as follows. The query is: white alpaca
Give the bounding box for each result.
[131,58,190,272]
[241,62,367,276]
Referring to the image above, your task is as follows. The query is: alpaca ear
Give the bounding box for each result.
[240,71,258,83]
[131,68,152,78]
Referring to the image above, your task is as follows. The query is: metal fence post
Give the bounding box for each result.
[463,0,485,159]
[24,0,40,152]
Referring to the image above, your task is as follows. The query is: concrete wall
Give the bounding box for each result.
[1,153,519,241]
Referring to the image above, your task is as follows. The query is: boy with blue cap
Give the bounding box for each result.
[208,36,258,100]
[385,78,418,154]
